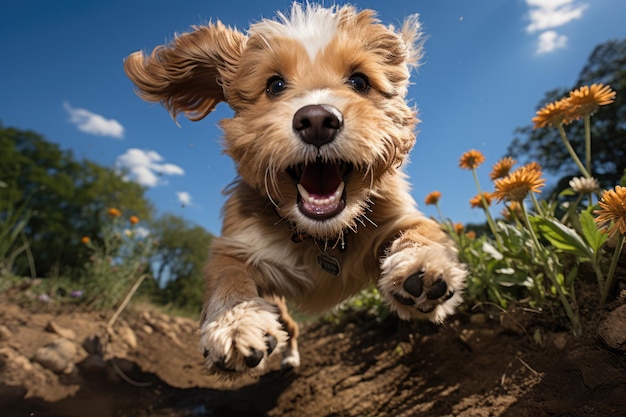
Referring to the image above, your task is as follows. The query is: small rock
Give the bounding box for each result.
[551,332,569,350]
[0,347,33,373]
[32,338,78,374]
[45,320,76,341]
[598,304,626,352]
[470,313,487,325]
[117,325,138,350]
[499,313,525,334]
[142,325,154,334]
[0,324,12,340]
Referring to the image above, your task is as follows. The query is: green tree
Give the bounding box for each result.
[149,214,213,313]
[0,124,153,278]
[508,39,626,187]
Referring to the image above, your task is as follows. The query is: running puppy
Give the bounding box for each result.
[125,2,466,378]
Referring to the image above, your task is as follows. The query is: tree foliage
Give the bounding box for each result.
[149,214,213,313]
[508,39,626,187]
[0,124,153,277]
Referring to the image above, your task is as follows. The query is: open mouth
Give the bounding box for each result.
[288,160,353,220]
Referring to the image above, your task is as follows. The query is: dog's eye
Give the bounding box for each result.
[347,73,369,93]
[266,76,287,96]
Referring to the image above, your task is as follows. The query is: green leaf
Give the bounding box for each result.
[531,216,593,259]
[565,266,578,287]
[579,210,607,254]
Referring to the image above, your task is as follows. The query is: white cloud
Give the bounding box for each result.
[176,191,192,207]
[116,148,184,187]
[526,0,588,33]
[536,30,568,54]
[525,0,588,54]
[64,102,124,138]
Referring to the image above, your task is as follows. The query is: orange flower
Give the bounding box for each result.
[490,157,516,181]
[453,223,464,235]
[502,201,523,221]
[568,84,616,120]
[532,98,572,129]
[108,208,122,218]
[594,186,626,236]
[492,164,546,203]
[459,150,486,170]
[424,191,442,206]
[129,215,140,225]
[81,236,90,244]
[470,192,493,209]
[524,161,542,173]
[465,231,476,240]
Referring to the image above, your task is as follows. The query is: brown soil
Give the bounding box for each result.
[1,289,625,417]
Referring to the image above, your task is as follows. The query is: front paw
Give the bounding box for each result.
[200,299,288,377]
[379,244,466,323]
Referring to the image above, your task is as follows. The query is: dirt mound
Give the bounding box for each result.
[1,296,625,417]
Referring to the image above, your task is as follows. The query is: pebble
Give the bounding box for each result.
[0,324,12,340]
[32,338,79,374]
[598,304,626,352]
[45,320,77,341]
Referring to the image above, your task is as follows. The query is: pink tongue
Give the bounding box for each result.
[299,161,342,196]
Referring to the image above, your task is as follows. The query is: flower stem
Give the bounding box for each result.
[584,114,592,176]
[530,192,544,217]
[601,234,625,305]
[521,203,582,336]
[435,202,445,223]
[471,168,503,249]
[557,125,591,178]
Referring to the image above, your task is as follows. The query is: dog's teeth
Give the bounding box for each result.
[297,184,310,201]
[297,181,345,208]
[335,181,345,198]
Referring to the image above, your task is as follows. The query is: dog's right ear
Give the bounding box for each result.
[124,21,246,121]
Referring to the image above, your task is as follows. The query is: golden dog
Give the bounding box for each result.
[125,3,466,377]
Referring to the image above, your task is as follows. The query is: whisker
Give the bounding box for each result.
[264,167,280,209]
[362,214,378,228]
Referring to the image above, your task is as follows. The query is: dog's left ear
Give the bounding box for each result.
[124,21,246,121]
[398,14,424,71]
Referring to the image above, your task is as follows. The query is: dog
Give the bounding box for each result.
[125,2,466,377]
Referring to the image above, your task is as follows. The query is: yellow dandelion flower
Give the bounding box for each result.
[594,186,626,236]
[532,98,572,129]
[424,191,442,206]
[81,236,90,244]
[108,207,122,218]
[129,215,140,225]
[459,149,486,170]
[492,164,546,203]
[470,192,493,209]
[490,157,516,181]
[568,84,616,120]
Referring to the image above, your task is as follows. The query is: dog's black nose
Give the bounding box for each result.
[293,104,342,148]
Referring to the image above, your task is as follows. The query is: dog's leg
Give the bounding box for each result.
[199,254,288,377]
[378,223,466,323]
[274,296,300,370]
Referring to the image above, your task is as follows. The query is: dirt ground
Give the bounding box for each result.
[1,287,625,417]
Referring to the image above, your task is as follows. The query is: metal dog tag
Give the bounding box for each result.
[317,253,341,276]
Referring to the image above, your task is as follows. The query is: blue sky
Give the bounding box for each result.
[2,0,625,236]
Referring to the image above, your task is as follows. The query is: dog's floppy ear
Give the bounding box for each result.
[124,21,246,121]
[399,14,424,71]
